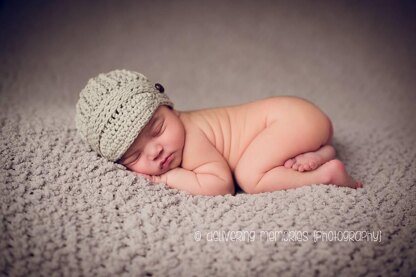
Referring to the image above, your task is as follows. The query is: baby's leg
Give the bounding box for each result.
[284,116,335,172]
[284,144,336,172]
[247,160,362,193]
[234,113,360,193]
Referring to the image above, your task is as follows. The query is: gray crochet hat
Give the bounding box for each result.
[75,69,174,162]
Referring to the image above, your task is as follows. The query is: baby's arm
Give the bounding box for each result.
[160,122,235,196]
[162,166,233,196]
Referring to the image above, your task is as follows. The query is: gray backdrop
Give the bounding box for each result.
[1,0,415,276]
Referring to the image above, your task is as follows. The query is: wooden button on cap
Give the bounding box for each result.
[155,83,164,93]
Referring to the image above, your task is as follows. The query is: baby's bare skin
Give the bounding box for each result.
[119,96,362,195]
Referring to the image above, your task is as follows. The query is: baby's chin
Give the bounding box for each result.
[134,155,181,176]
[158,163,179,175]
[138,164,179,176]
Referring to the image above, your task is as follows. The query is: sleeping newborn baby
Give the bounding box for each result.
[75,69,362,196]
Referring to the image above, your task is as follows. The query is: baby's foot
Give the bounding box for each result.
[284,145,336,172]
[317,159,363,189]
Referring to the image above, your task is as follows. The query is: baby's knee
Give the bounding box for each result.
[326,117,334,144]
[319,115,333,146]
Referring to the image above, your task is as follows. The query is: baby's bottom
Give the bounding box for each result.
[234,98,361,193]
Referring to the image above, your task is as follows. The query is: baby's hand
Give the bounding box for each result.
[135,173,167,184]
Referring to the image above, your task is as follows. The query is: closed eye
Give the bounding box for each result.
[151,123,164,137]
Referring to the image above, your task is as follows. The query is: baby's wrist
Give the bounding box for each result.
[160,173,168,184]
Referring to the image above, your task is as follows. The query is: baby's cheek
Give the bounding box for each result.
[128,164,151,176]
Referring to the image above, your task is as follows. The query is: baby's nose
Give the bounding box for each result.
[149,143,163,160]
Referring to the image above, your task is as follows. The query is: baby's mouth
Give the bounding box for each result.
[160,153,173,169]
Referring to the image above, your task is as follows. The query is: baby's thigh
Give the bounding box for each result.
[234,126,283,186]
[234,113,331,192]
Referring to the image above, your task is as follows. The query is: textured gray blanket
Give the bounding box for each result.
[1,0,415,276]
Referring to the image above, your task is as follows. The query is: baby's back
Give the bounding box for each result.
[181,97,279,170]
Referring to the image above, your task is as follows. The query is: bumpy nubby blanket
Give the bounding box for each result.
[1,0,415,276]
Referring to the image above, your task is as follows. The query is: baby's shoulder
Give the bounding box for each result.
[178,108,224,137]
[177,111,222,170]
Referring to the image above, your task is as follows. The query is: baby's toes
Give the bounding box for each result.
[302,163,311,171]
[292,162,300,171]
[309,161,317,170]
[284,159,295,168]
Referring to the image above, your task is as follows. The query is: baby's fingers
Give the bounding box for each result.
[135,173,161,183]
[135,173,152,180]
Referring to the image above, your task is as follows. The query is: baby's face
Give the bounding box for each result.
[118,105,185,175]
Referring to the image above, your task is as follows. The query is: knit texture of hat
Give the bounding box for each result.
[75,69,174,162]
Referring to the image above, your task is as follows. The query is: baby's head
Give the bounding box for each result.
[75,69,185,175]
